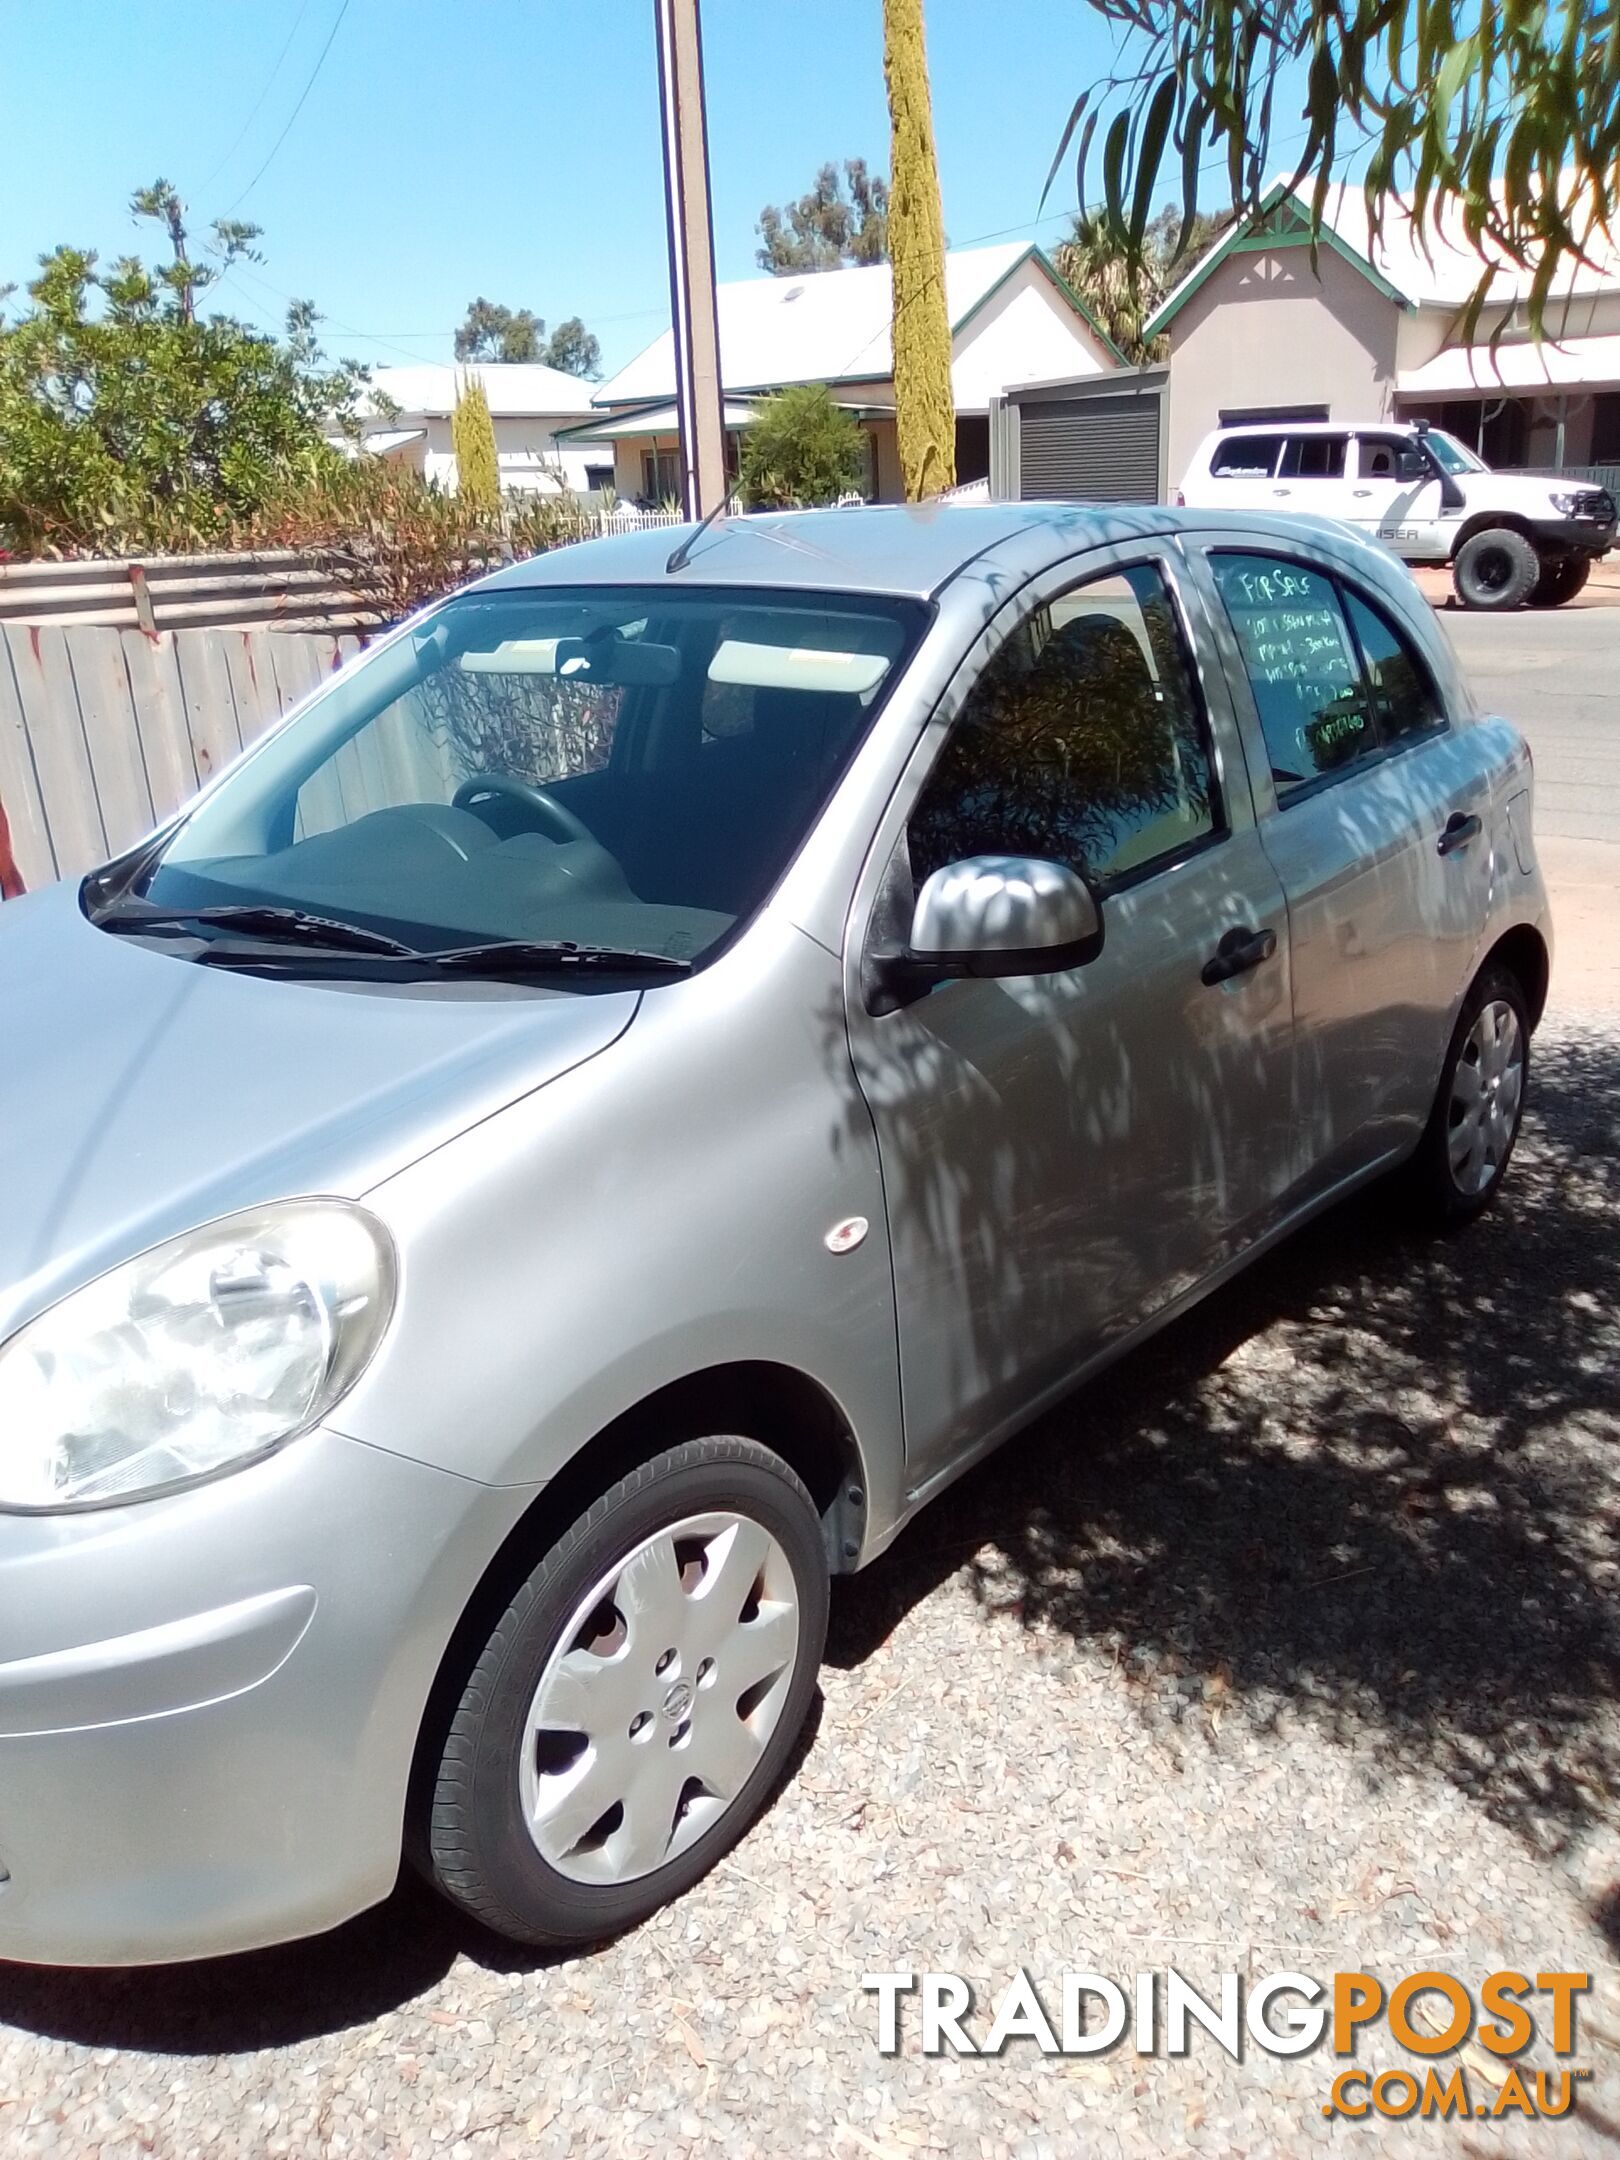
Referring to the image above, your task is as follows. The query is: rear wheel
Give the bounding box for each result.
[426,1436,828,1949]
[1453,528,1541,611]
[1529,554,1592,607]
[1407,963,1530,1224]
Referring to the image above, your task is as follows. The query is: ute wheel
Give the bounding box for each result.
[425,1436,828,1949]
[1453,528,1542,611]
[1405,962,1530,1225]
[1529,555,1592,608]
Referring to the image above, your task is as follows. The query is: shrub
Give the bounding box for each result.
[738,384,867,509]
[450,377,500,512]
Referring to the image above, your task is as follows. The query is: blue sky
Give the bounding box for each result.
[3,2,1307,381]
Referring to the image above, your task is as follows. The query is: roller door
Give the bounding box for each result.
[1017,392,1161,502]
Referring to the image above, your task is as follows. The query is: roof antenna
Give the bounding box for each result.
[666,474,743,574]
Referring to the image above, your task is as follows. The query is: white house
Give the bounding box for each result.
[353,364,612,497]
[558,242,1122,504]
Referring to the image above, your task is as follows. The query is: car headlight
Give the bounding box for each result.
[0,1201,395,1512]
[1549,492,1580,515]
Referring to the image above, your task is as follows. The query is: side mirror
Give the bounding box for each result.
[867,854,1104,1013]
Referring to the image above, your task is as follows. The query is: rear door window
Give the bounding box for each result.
[1208,555,1376,791]
[1210,434,1284,479]
[1279,434,1349,479]
[1210,553,1450,796]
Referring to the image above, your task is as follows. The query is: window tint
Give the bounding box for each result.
[1343,590,1446,743]
[1356,434,1429,483]
[1209,555,1376,791]
[909,563,1221,890]
[1210,434,1283,478]
[1279,433,1348,479]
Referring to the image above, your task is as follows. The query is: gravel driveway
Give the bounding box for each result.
[3,1012,1618,2159]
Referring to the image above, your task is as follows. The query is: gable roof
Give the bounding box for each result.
[361,363,599,419]
[595,242,1120,407]
[1145,184,1411,338]
[1146,176,1620,339]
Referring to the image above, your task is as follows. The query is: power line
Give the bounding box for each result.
[224,0,352,212]
[195,0,314,197]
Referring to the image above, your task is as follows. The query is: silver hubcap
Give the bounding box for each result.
[520,1511,801,1885]
[1447,998,1524,1196]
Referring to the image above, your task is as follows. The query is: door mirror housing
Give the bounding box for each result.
[867,854,1104,1013]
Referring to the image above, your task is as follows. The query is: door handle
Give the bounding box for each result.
[1352,488,1373,497]
[1437,811,1483,856]
[1201,924,1278,985]
[1272,487,1291,496]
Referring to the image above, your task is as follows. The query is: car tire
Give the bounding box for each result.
[426,1436,829,1949]
[1406,962,1530,1225]
[1452,528,1542,611]
[1529,555,1592,607]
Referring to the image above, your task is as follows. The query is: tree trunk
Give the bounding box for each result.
[882,0,954,500]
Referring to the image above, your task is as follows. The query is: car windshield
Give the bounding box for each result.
[1424,430,1486,475]
[118,583,926,969]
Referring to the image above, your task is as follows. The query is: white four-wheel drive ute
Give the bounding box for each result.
[1178,418,1616,610]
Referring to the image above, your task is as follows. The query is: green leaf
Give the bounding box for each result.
[1129,76,1179,254]
[1041,91,1090,212]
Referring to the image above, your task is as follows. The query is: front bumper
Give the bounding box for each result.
[1527,512,1617,557]
[0,1428,532,1966]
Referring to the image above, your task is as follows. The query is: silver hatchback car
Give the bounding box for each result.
[0,504,1548,1965]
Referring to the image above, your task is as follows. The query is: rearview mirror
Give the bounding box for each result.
[867,855,1104,1013]
[555,636,681,686]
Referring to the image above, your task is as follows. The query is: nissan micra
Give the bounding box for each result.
[0,504,1548,1965]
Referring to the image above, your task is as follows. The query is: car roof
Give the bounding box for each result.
[1211,419,1414,438]
[472,502,1186,603]
[464,498,1424,606]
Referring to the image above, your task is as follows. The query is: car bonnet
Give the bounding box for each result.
[0,882,639,1338]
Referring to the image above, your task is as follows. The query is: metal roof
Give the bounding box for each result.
[359,364,599,419]
[593,243,1117,407]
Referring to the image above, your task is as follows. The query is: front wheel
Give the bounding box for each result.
[1406,963,1530,1224]
[426,1437,828,1949]
[1452,528,1541,611]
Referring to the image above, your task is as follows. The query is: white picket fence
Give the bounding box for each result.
[0,624,361,894]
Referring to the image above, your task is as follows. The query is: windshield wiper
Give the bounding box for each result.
[177,933,694,979]
[94,903,420,956]
[421,939,693,976]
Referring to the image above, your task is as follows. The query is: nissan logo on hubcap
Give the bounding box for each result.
[661,1681,693,1721]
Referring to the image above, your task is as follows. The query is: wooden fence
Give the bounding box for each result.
[0,513,689,636]
[0,624,361,895]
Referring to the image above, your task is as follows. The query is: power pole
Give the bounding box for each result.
[653,0,728,521]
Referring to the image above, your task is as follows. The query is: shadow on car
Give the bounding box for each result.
[1,1028,1613,2051]
[831,1024,1620,1874]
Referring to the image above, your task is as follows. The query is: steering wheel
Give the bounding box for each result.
[452,774,595,847]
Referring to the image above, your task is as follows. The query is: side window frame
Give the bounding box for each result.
[1279,433,1349,481]
[1196,545,1452,815]
[845,540,1258,990]
[1338,582,1451,753]
[1210,434,1284,480]
[906,552,1233,901]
